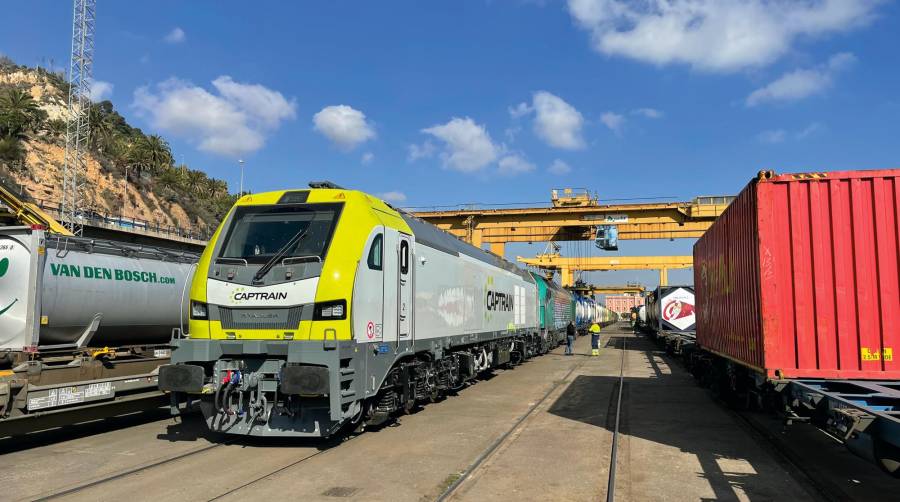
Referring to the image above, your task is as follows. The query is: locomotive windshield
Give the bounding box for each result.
[218,203,342,264]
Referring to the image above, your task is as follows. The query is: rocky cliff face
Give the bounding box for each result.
[16,139,197,229]
[0,60,230,233]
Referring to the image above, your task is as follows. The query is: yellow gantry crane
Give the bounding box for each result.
[0,183,73,235]
[412,195,733,257]
[517,253,693,287]
[585,284,646,295]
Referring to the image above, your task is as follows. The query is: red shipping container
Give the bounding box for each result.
[695,169,900,380]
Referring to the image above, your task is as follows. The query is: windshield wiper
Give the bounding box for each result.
[252,229,310,284]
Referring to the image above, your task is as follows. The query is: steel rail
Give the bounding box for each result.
[606,337,626,502]
[34,440,231,500]
[436,353,588,502]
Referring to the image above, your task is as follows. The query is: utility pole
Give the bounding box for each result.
[61,0,96,236]
[238,159,245,196]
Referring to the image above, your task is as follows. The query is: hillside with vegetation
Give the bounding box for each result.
[0,56,236,234]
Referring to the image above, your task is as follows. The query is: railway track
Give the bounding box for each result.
[437,334,629,501]
[34,440,230,501]
[606,337,626,502]
[33,430,356,501]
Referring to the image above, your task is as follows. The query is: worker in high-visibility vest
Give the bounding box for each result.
[589,321,601,356]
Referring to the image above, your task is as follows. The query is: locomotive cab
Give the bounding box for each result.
[159,185,408,436]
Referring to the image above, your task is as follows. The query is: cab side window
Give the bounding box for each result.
[399,240,409,274]
[367,234,383,270]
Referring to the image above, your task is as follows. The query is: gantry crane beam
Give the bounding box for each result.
[0,183,72,235]
[584,285,646,295]
[412,196,733,256]
[518,254,693,287]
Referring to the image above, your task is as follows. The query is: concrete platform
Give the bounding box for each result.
[1,324,891,501]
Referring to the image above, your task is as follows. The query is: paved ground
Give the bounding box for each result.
[1,324,892,501]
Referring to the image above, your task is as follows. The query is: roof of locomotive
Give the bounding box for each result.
[399,213,534,284]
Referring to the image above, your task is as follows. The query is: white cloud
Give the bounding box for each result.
[758,122,826,144]
[361,152,374,164]
[504,125,522,142]
[567,0,879,72]
[548,159,572,175]
[796,122,825,139]
[532,91,585,149]
[600,111,625,134]
[497,155,536,176]
[509,102,533,119]
[312,105,376,150]
[211,77,297,128]
[132,76,296,157]
[379,191,407,203]
[407,141,436,162]
[746,52,856,107]
[421,117,500,172]
[758,129,787,144]
[90,80,113,101]
[632,107,662,119]
[164,27,186,44]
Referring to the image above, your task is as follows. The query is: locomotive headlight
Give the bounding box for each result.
[190,301,209,320]
[314,300,347,320]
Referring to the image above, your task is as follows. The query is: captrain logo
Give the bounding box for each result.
[230,286,288,303]
[483,276,513,321]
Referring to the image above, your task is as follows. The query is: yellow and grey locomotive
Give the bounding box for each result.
[159,182,615,436]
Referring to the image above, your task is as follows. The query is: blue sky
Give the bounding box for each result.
[3,1,899,288]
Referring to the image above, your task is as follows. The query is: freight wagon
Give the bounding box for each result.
[641,285,696,354]
[0,226,197,435]
[687,169,900,476]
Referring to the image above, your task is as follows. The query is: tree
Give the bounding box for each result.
[127,134,173,176]
[88,104,117,150]
[0,136,24,164]
[0,88,46,137]
[156,165,183,192]
[204,178,228,198]
[142,135,174,174]
[185,170,208,197]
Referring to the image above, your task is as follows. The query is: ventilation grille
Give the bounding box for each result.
[219,307,303,330]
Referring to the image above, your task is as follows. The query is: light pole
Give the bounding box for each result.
[123,165,129,215]
[238,159,245,196]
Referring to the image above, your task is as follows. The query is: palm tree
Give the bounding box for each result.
[88,105,117,150]
[156,166,182,192]
[0,88,45,137]
[127,134,173,176]
[185,170,208,197]
[205,178,228,198]
[143,135,173,173]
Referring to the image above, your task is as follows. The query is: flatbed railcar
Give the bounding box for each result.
[686,169,900,476]
[0,226,197,436]
[159,182,615,437]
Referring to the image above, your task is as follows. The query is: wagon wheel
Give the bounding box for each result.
[874,438,900,478]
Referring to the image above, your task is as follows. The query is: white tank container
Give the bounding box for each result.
[0,227,198,351]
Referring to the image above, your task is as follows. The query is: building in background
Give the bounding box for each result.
[605,295,644,314]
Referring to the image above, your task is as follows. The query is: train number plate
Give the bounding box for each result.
[27,382,114,411]
[154,349,172,358]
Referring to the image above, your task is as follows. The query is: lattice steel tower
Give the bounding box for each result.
[61,0,96,236]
